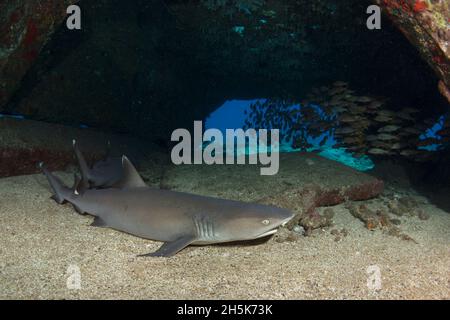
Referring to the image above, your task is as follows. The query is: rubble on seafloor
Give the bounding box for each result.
[275,192,430,244]
[344,190,434,244]
[271,184,432,244]
[330,228,348,242]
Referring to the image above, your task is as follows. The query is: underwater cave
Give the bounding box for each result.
[0,0,449,299]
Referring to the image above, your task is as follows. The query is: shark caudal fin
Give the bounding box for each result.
[72,139,91,190]
[38,162,72,204]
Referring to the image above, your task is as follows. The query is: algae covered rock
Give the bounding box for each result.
[376,0,450,103]
[0,0,77,108]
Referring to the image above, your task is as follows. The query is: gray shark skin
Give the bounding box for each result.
[40,157,293,257]
[73,140,123,189]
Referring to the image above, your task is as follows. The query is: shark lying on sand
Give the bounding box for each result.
[40,157,293,257]
[73,140,124,189]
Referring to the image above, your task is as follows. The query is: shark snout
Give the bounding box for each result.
[255,213,294,239]
[280,211,295,227]
[254,219,290,239]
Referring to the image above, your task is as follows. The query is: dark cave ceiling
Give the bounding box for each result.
[0,0,448,142]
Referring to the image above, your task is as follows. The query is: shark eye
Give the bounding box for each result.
[262,219,270,225]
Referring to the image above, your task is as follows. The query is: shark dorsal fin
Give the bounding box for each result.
[118,155,147,189]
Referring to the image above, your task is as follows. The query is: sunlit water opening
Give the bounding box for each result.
[419,115,446,151]
[205,99,375,171]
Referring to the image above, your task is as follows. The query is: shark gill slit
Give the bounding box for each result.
[194,216,215,241]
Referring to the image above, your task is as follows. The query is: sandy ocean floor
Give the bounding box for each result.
[0,154,449,299]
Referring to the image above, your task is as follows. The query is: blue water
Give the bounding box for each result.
[0,112,89,129]
[418,115,446,151]
[0,113,25,120]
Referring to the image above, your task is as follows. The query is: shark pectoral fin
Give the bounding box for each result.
[90,216,108,227]
[139,235,197,258]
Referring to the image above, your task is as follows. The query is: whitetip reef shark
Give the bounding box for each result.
[40,156,294,257]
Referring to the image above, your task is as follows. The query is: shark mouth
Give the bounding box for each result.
[255,216,293,239]
[281,217,292,227]
[256,229,279,238]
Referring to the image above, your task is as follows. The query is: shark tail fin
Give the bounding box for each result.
[73,139,91,190]
[38,162,71,204]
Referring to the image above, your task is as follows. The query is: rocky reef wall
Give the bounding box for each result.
[376,0,450,103]
[0,0,78,108]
